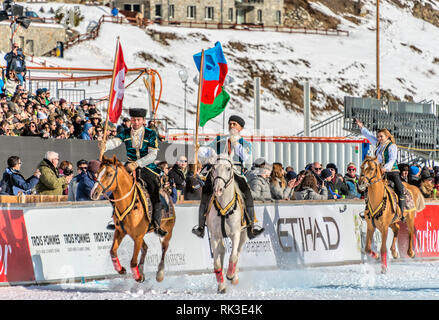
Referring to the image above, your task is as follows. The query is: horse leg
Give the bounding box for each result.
[211,236,226,294]
[110,228,127,274]
[226,232,241,284]
[137,240,148,278]
[389,223,400,259]
[379,226,389,274]
[365,223,379,260]
[406,213,416,258]
[130,236,145,283]
[156,231,171,282]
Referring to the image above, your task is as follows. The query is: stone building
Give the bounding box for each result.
[114,0,285,26]
[0,21,67,57]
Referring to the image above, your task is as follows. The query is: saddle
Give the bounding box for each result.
[205,189,255,227]
[366,183,415,222]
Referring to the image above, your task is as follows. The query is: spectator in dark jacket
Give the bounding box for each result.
[184,163,204,201]
[4,44,26,85]
[76,160,101,201]
[398,163,410,183]
[408,166,421,188]
[344,162,362,199]
[0,156,40,195]
[168,156,187,191]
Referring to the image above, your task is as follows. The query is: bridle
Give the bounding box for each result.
[212,157,234,190]
[94,163,136,203]
[359,160,384,188]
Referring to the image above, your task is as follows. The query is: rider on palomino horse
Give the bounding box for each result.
[192,115,264,239]
[356,119,406,216]
[99,108,168,237]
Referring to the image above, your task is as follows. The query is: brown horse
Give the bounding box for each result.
[90,155,176,282]
[358,156,425,273]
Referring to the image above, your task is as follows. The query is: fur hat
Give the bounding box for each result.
[129,108,147,118]
[326,163,338,174]
[228,115,245,128]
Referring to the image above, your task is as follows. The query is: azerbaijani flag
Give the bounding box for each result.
[193,41,230,127]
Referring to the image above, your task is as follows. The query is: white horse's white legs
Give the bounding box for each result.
[211,236,226,293]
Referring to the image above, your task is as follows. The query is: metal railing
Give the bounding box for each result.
[295,112,351,137]
[344,96,439,161]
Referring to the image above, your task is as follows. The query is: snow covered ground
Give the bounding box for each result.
[7,1,439,136]
[2,261,439,300]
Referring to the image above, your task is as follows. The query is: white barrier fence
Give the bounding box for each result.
[2,199,434,286]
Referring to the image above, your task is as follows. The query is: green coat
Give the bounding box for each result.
[35,159,68,195]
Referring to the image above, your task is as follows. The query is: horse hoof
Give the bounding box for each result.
[231,277,239,285]
[119,267,127,275]
[381,266,387,274]
[218,287,226,294]
[156,271,164,282]
[391,251,399,260]
[408,251,415,258]
[135,275,145,283]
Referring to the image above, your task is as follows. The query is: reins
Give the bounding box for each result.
[95,164,137,203]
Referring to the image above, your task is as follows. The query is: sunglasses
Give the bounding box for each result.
[314,168,322,171]
[348,168,356,171]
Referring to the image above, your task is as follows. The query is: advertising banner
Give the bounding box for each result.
[0,209,35,284]
[23,203,117,283]
[398,204,439,259]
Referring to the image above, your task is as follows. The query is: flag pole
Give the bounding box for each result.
[99,36,120,161]
[194,49,205,170]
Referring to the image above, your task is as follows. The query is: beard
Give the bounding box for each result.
[229,128,239,136]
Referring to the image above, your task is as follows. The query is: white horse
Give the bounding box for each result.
[206,153,248,294]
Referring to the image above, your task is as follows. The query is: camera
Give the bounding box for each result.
[63,168,74,176]
[0,1,31,29]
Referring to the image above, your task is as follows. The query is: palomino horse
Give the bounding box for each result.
[206,153,248,294]
[90,155,176,282]
[358,156,425,273]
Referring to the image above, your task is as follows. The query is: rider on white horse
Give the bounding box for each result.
[192,115,264,239]
[356,118,406,215]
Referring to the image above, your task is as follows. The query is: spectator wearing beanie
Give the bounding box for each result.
[408,166,421,188]
[344,162,362,199]
[321,168,340,200]
[76,160,102,201]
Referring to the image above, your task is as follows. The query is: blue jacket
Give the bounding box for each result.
[0,168,39,195]
[0,78,4,94]
[79,123,93,140]
[76,171,96,201]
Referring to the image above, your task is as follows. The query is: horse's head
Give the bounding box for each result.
[358,156,383,191]
[211,153,234,198]
[90,155,125,200]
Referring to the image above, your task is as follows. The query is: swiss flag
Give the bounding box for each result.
[108,42,127,123]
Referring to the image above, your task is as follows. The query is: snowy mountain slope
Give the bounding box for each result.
[7,0,439,135]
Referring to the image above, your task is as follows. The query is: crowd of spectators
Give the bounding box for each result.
[244,159,439,202]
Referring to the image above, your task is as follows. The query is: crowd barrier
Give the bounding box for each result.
[1,200,438,286]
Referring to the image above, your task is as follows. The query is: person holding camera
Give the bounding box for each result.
[4,43,26,85]
[0,156,40,195]
[76,160,102,201]
[35,151,72,195]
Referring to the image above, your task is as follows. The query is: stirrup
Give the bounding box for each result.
[192,225,205,238]
[155,227,168,237]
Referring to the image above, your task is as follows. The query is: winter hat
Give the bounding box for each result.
[409,166,420,176]
[253,158,266,167]
[421,170,432,181]
[286,171,298,181]
[326,163,338,174]
[228,115,245,128]
[87,160,101,174]
[320,168,332,180]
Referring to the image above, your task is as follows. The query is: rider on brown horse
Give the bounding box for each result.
[356,119,406,215]
[192,115,264,239]
[99,108,167,237]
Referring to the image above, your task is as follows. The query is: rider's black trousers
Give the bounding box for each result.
[385,171,405,199]
[137,167,162,213]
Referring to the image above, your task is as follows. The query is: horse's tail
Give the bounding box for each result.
[416,191,426,213]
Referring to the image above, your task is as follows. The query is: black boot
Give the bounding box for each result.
[151,205,168,237]
[399,197,406,222]
[246,206,264,239]
[106,220,116,230]
[192,199,208,238]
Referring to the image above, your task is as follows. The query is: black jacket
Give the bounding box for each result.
[4,50,26,74]
[184,172,204,200]
[168,164,186,191]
